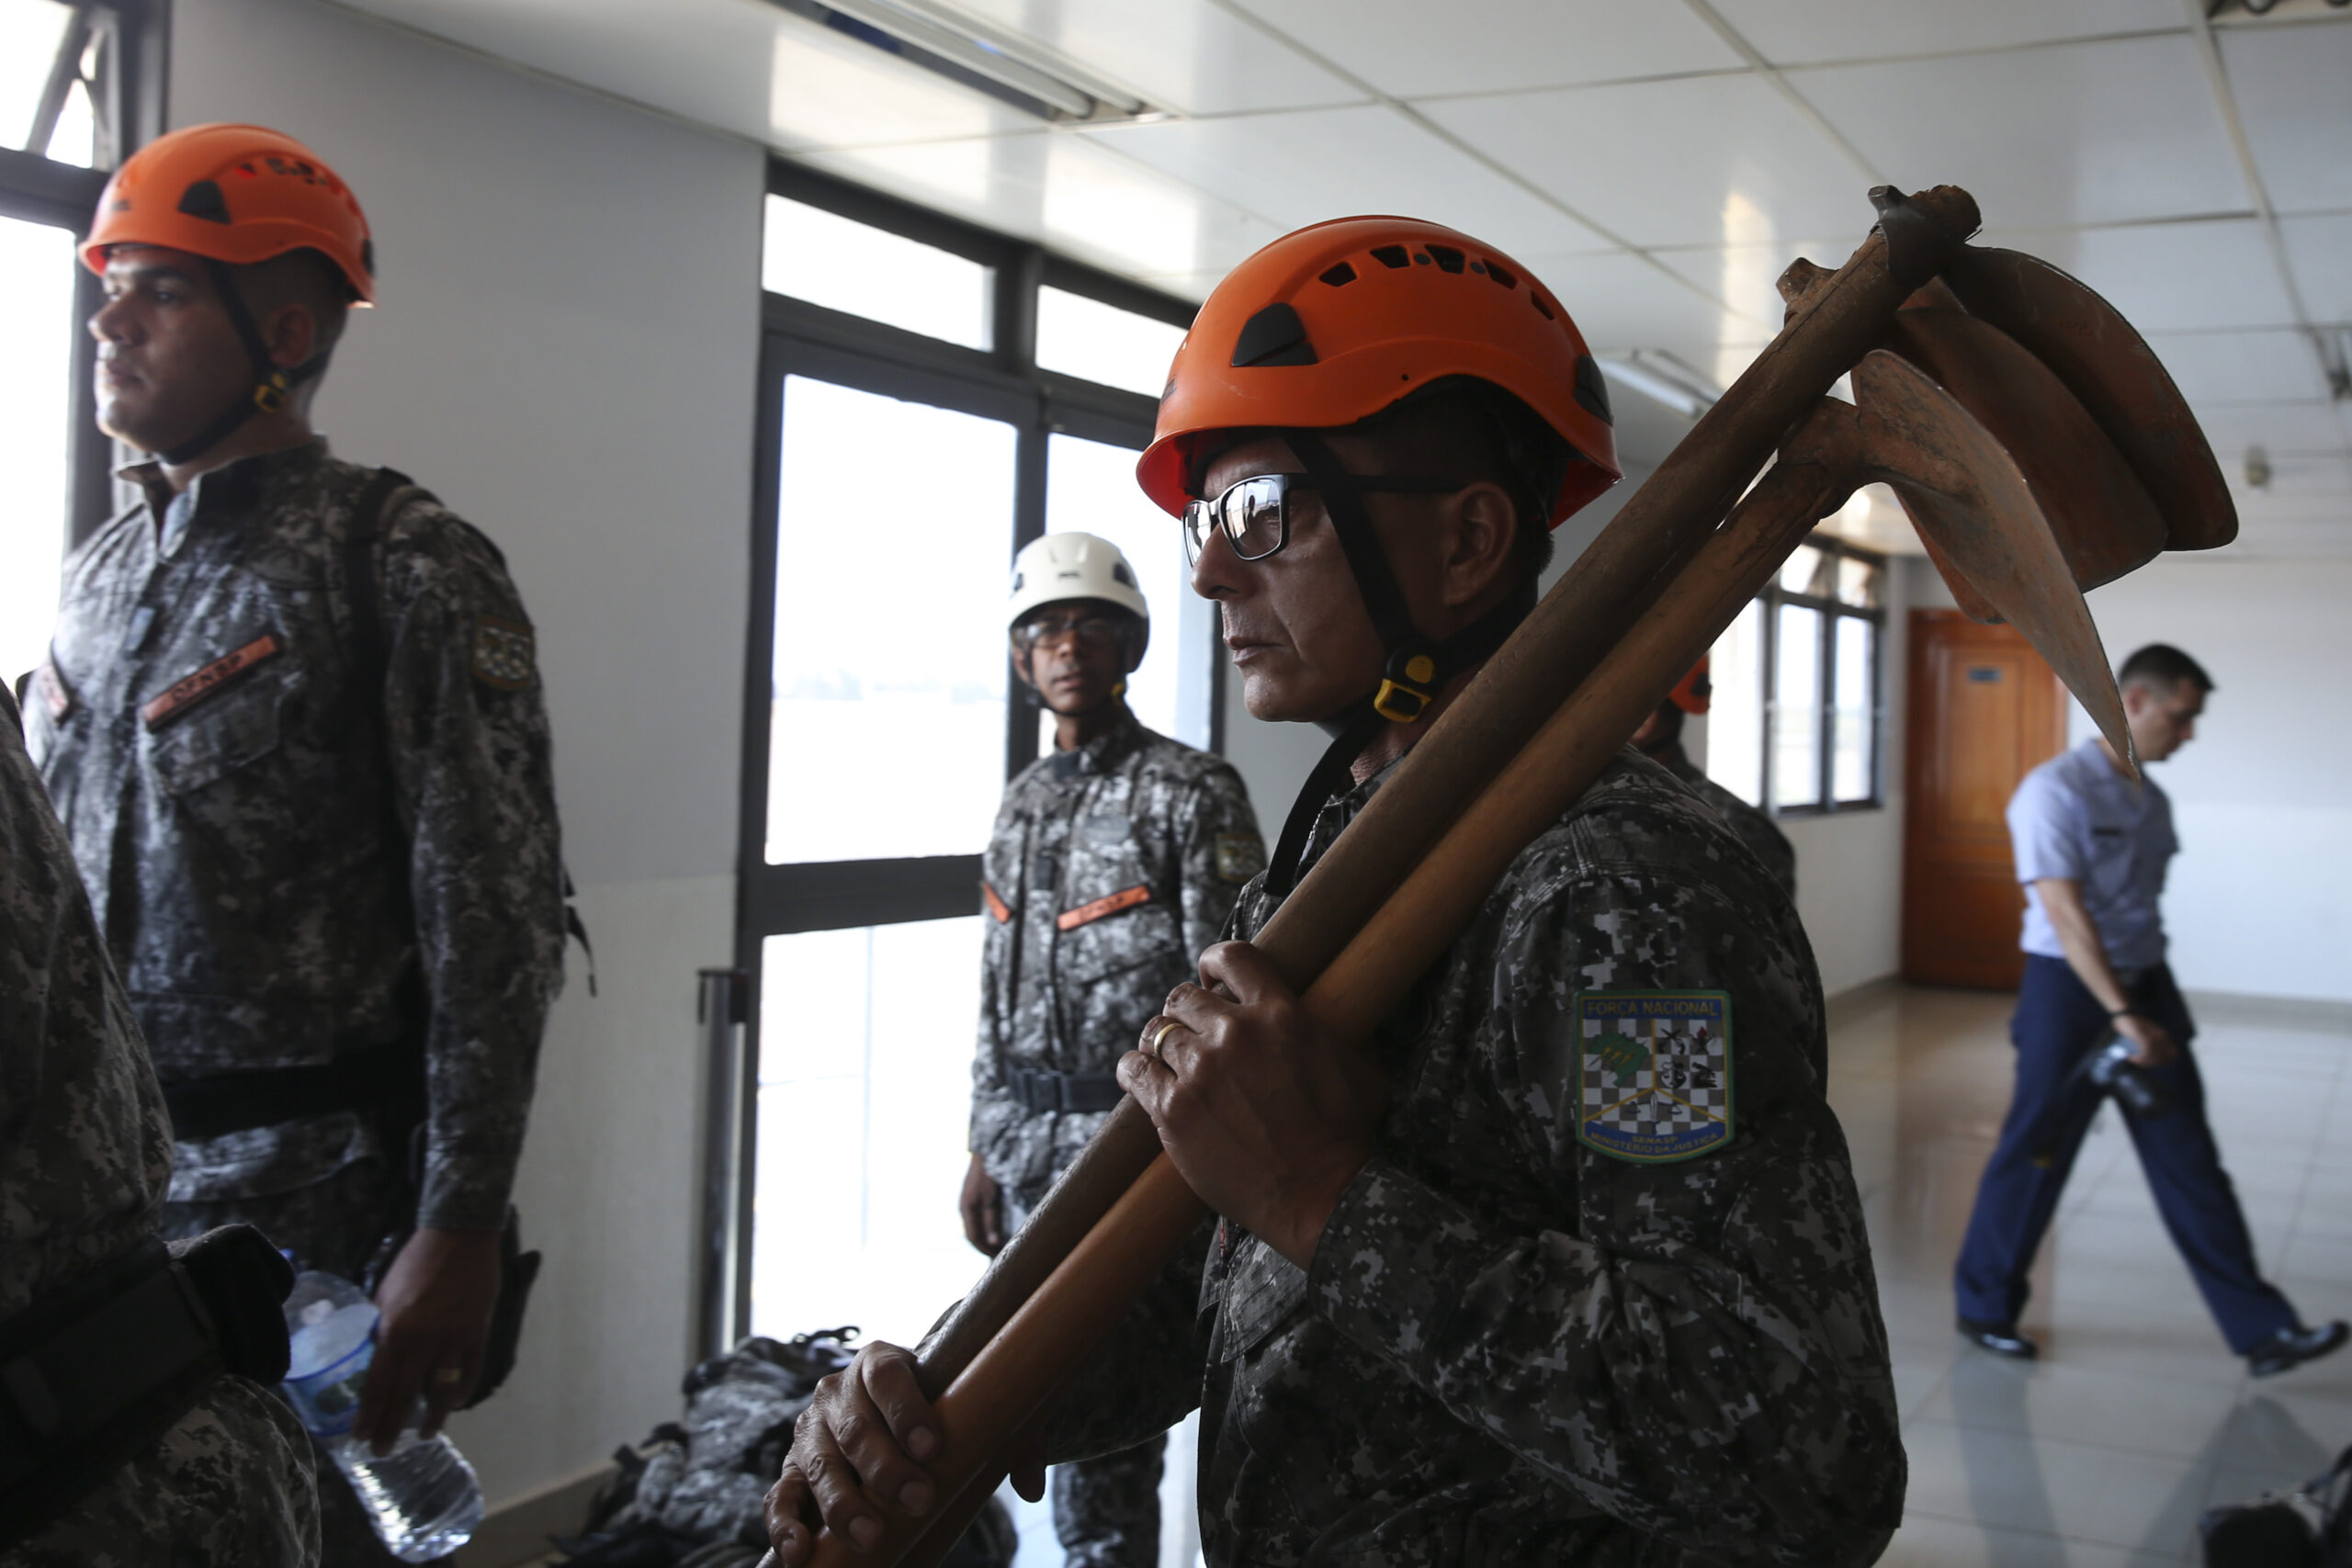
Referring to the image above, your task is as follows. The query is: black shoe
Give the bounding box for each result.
[1958,1317,2039,1359]
[2248,1321,2348,1379]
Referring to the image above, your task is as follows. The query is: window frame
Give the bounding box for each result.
[1753,532,1887,819]
[0,0,166,547]
[719,160,1205,1344]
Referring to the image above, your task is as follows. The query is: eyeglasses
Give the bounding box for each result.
[1011,611,1126,654]
[1182,471,1467,566]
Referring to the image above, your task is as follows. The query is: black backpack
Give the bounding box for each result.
[2204,1445,2352,1566]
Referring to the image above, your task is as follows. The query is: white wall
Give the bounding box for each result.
[2072,558,2352,1004]
[173,0,764,1508]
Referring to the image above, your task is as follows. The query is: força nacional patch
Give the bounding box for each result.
[471,615,537,690]
[1575,990,1735,1164]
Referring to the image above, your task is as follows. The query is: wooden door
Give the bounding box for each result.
[1902,611,2069,988]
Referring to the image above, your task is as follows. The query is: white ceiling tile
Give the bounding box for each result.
[926,0,1363,116]
[1427,74,1873,251]
[1649,233,1859,330]
[2221,21,2352,216]
[1230,0,1741,97]
[1076,107,1609,260]
[2190,403,2349,458]
[1972,220,2300,333]
[2216,519,2352,558]
[2279,213,2352,326]
[1706,0,2184,66]
[799,133,1281,282]
[2252,453,2352,497]
[2143,330,2330,404]
[1791,35,2249,229]
[1519,251,1754,355]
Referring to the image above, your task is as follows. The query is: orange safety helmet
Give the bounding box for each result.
[84,122,375,302]
[1137,216,1620,525]
[1667,657,1713,716]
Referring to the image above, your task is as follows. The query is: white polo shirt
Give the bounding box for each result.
[2009,739,2177,970]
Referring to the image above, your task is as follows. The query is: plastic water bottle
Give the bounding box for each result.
[281,1271,484,1562]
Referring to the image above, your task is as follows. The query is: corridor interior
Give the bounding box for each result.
[1837,984,2352,1567]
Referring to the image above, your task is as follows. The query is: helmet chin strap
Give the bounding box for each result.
[1261,432,1534,897]
[159,257,325,467]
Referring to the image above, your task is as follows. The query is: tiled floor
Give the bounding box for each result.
[1834,984,2352,1567]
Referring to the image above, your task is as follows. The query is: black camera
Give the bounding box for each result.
[2085,1037,2169,1119]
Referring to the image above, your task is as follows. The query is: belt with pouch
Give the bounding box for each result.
[0,1225,293,1552]
[1009,1069,1124,1114]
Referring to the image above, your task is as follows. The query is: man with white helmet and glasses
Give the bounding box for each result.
[962,532,1261,1568]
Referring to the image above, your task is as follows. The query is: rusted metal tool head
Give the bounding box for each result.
[1826,349,2137,770]
[1881,306,2170,612]
[1944,246,2238,551]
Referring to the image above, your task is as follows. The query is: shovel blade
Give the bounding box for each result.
[1944,246,2238,552]
[1851,349,2135,772]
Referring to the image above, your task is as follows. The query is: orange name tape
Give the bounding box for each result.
[141,633,281,728]
[1057,885,1150,931]
[983,883,1012,923]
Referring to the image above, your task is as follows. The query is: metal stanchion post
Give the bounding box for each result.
[696,966,752,1360]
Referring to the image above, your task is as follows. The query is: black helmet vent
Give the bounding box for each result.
[1370,245,1409,269]
[1574,355,1613,426]
[176,179,232,224]
[1318,262,1357,288]
[1231,302,1317,368]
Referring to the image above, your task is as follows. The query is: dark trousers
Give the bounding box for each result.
[1953,955,2295,1354]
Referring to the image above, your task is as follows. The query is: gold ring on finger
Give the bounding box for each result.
[1148,1021,1182,1063]
[433,1366,466,1386]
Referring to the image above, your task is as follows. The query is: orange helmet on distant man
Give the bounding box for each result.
[84,124,373,463]
[85,122,374,301]
[1668,658,1713,716]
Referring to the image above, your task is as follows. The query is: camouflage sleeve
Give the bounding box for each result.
[1306,867,1902,1566]
[379,507,566,1233]
[1038,1215,1213,1464]
[968,806,1017,1168]
[1178,765,1261,962]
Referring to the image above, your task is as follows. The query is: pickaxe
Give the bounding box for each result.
[775,182,2237,1567]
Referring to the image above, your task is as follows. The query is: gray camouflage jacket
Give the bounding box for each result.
[27,439,565,1233]
[0,687,318,1566]
[970,709,1260,1206]
[1657,740,1797,899]
[1044,749,1903,1566]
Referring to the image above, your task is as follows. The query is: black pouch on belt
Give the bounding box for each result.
[0,1224,294,1553]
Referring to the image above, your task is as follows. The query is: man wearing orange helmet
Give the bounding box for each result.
[766,220,1901,1566]
[27,124,565,1563]
[1631,658,1796,897]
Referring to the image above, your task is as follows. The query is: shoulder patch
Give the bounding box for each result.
[1574,990,1734,1164]
[1215,831,1265,885]
[471,615,537,690]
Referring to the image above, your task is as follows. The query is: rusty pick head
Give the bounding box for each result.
[1848,349,2136,773]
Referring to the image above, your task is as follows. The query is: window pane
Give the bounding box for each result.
[1035,286,1186,399]
[0,216,76,686]
[749,918,988,1347]
[1833,616,1875,801]
[1836,554,1881,609]
[1044,433,1195,741]
[0,0,73,153]
[763,194,992,350]
[1778,544,1824,594]
[766,377,1015,863]
[1772,604,1823,810]
[1705,599,1763,807]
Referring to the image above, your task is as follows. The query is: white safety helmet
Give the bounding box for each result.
[1007,532,1150,637]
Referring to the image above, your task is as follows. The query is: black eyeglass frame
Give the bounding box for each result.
[1181,471,1468,567]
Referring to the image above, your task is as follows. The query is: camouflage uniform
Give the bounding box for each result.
[1655,739,1797,899]
[27,438,565,1563]
[1043,749,1905,1567]
[0,686,319,1566]
[971,706,1260,1568]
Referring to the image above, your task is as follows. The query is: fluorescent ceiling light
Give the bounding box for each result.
[819,0,1148,119]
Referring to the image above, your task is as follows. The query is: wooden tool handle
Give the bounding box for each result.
[912,188,1978,1402]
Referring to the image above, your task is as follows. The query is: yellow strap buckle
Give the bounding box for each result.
[1371,651,1439,723]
